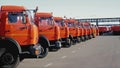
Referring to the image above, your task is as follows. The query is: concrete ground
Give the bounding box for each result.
[17,35,120,68]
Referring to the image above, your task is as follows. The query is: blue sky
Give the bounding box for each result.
[0,0,120,19]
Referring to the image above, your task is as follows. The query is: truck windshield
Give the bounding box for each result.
[8,12,24,23]
[55,20,65,27]
[40,17,53,25]
[68,22,75,27]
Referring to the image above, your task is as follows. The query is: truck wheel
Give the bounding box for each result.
[65,38,72,48]
[29,43,48,58]
[99,32,103,35]
[89,35,92,39]
[81,36,85,41]
[0,48,20,68]
[92,34,95,38]
[85,35,88,40]
[72,38,76,45]
[49,41,61,51]
[55,41,61,49]
[38,44,48,58]
[76,37,81,43]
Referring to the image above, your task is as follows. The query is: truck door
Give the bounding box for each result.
[5,12,30,45]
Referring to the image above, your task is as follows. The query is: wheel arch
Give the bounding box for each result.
[0,37,22,54]
[39,35,50,48]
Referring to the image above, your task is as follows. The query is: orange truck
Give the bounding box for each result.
[90,24,99,36]
[75,20,84,41]
[80,22,97,40]
[54,17,72,47]
[64,19,80,44]
[35,12,61,51]
[0,5,48,67]
[111,25,120,35]
[90,24,97,38]
[77,21,86,41]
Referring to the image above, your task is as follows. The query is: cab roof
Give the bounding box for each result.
[54,17,63,21]
[64,19,76,23]
[1,5,26,12]
[36,12,52,18]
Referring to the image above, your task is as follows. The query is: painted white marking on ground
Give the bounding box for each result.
[44,63,53,68]
[61,56,67,59]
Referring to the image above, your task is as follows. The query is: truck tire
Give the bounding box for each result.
[29,43,48,58]
[84,35,88,40]
[0,48,20,68]
[49,41,61,51]
[88,35,92,39]
[38,44,48,58]
[81,36,85,41]
[65,38,72,48]
[92,34,95,38]
[76,37,81,43]
[55,41,61,49]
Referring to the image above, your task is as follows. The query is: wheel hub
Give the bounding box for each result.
[1,53,14,65]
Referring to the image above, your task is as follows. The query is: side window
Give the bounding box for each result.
[8,13,18,23]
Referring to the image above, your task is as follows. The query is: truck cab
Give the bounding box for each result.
[77,21,85,41]
[0,5,43,67]
[54,17,72,47]
[35,12,61,51]
[64,19,80,44]
[80,22,91,40]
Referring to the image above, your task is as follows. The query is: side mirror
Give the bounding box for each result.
[33,6,38,13]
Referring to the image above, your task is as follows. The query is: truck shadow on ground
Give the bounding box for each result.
[20,54,37,62]
[20,48,60,62]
